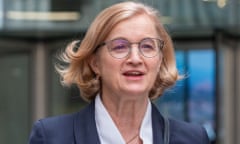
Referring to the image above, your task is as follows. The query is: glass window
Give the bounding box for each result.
[49,53,86,116]
[0,53,30,144]
[188,50,215,124]
[188,50,216,141]
[156,49,216,141]
[156,51,186,120]
[0,0,3,28]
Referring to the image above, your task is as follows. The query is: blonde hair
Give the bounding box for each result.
[56,1,180,101]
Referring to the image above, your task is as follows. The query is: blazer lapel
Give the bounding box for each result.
[73,101,165,144]
[73,101,100,144]
[152,103,165,144]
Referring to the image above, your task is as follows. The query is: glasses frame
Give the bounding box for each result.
[96,37,164,59]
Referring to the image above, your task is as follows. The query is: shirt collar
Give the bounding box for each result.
[95,94,153,144]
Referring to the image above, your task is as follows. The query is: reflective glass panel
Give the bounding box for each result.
[156,49,216,141]
[0,53,30,143]
[156,51,186,120]
[49,53,87,116]
[188,49,216,140]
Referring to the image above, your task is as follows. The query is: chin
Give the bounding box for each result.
[123,89,149,97]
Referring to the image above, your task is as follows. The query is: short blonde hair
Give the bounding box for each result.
[56,1,180,101]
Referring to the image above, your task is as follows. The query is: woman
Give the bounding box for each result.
[29,1,209,144]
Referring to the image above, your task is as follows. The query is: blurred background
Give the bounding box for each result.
[0,0,239,144]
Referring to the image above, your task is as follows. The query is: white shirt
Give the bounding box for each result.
[95,94,153,144]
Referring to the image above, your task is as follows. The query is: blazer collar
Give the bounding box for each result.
[73,100,164,144]
[73,101,100,144]
[151,103,165,144]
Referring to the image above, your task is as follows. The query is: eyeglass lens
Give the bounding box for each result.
[108,38,161,58]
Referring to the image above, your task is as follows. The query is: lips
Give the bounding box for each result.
[123,70,145,76]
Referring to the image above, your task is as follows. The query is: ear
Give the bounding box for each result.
[88,54,100,75]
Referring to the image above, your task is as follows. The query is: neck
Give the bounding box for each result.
[100,92,149,143]
[101,92,148,121]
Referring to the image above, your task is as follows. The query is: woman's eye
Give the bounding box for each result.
[141,44,154,50]
[111,40,129,52]
[113,44,127,50]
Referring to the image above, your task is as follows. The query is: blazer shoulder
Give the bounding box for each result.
[37,102,93,132]
[39,112,78,131]
[28,103,95,144]
[168,118,210,144]
[28,112,79,144]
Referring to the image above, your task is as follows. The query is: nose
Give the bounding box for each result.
[126,45,143,65]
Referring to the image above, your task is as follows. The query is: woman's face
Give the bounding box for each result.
[91,14,163,99]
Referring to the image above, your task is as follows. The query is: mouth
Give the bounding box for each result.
[123,71,145,77]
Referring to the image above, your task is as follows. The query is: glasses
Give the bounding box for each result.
[96,38,164,59]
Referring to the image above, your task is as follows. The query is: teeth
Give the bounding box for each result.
[132,72,140,75]
[127,71,141,75]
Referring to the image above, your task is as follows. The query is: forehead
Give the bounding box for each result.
[106,14,158,41]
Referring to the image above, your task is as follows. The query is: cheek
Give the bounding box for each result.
[98,52,122,76]
[150,57,162,73]
[99,60,123,88]
[148,59,162,83]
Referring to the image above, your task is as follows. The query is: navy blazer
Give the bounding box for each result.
[28,101,209,144]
